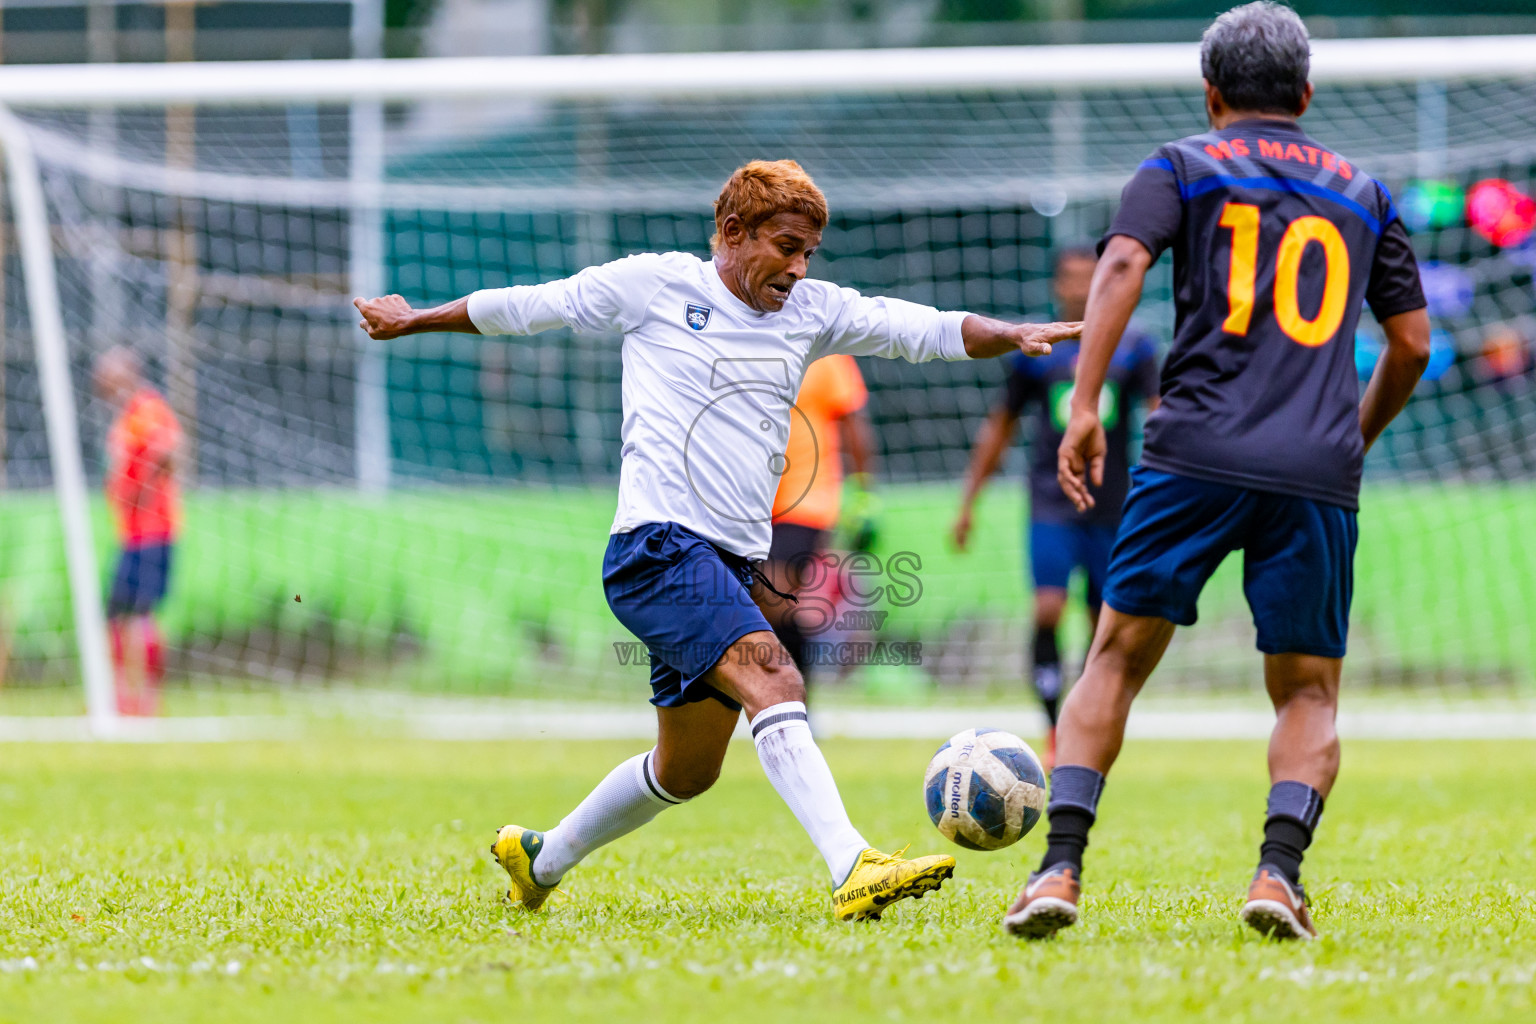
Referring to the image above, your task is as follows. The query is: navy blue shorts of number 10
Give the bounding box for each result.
[603,522,774,712]
[1102,468,1358,659]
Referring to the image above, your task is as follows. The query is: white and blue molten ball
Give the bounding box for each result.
[924,728,1047,851]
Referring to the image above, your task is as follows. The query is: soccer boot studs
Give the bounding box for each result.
[1241,865,1318,940]
[832,846,955,922]
[491,824,559,911]
[1003,863,1080,938]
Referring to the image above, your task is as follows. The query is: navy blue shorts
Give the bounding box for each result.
[107,543,174,617]
[1029,519,1118,609]
[1103,468,1358,658]
[603,522,772,711]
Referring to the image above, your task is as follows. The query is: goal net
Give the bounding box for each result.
[1,39,1533,731]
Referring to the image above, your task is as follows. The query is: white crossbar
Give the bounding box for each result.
[0,35,1532,107]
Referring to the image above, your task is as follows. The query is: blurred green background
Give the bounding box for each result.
[2,482,1530,707]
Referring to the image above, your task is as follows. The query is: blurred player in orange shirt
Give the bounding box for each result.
[94,348,182,716]
[762,353,876,678]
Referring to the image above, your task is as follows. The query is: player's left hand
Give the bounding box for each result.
[1014,321,1083,356]
[1057,406,1106,512]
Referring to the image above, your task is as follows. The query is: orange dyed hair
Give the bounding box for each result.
[711,160,829,252]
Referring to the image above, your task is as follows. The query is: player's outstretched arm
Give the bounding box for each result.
[1360,308,1431,452]
[961,315,1082,360]
[1058,235,1152,513]
[358,256,656,342]
[953,406,1019,552]
[815,289,1077,364]
[354,295,479,340]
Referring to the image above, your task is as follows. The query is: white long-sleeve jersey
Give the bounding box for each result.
[468,251,971,560]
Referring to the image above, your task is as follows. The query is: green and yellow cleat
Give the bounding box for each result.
[832,846,956,922]
[490,824,559,911]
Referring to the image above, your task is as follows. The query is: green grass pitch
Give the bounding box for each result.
[2,738,1532,1023]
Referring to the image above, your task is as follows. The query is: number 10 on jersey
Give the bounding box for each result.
[1219,202,1351,348]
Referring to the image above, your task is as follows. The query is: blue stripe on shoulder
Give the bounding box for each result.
[1177,174,1384,236]
[1139,157,1176,173]
[1376,181,1402,227]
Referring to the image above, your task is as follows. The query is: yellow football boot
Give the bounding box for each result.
[490,824,559,911]
[831,846,956,922]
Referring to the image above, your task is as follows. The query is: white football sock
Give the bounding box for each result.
[532,749,686,886]
[750,701,869,883]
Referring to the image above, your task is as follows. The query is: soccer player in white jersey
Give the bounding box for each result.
[355,160,1081,921]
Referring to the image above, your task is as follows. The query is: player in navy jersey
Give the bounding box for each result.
[953,248,1160,768]
[1005,2,1431,942]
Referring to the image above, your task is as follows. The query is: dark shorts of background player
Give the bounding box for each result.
[603,522,773,711]
[107,542,174,618]
[1102,467,1358,658]
[767,522,828,588]
[1029,519,1118,610]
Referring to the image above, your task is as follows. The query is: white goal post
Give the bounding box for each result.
[1,36,1533,737]
[0,108,119,735]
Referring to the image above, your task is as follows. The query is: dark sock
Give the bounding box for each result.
[1031,627,1062,726]
[1259,781,1324,885]
[1038,764,1104,876]
[1260,818,1311,884]
[1041,808,1093,875]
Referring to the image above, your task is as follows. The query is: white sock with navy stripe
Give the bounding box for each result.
[751,701,868,883]
[532,749,685,887]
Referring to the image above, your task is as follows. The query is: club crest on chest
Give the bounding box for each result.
[685,303,712,331]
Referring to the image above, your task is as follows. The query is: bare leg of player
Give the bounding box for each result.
[1263,653,1342,798]
[118,616,149,717]
[1241,653,1343,941]
[651,700,739,798]
[1005,607,1174,937]
[131,614,162,716]
[1054,609,1176,773]
[756,560,810,676]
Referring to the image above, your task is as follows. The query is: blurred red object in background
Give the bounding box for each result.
[1466,179,1536,247]
[1480,324,1533,379]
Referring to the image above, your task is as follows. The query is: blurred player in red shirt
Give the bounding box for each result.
[94,348,182,716]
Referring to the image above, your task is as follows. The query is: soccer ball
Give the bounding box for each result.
[924,728,1047,851]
